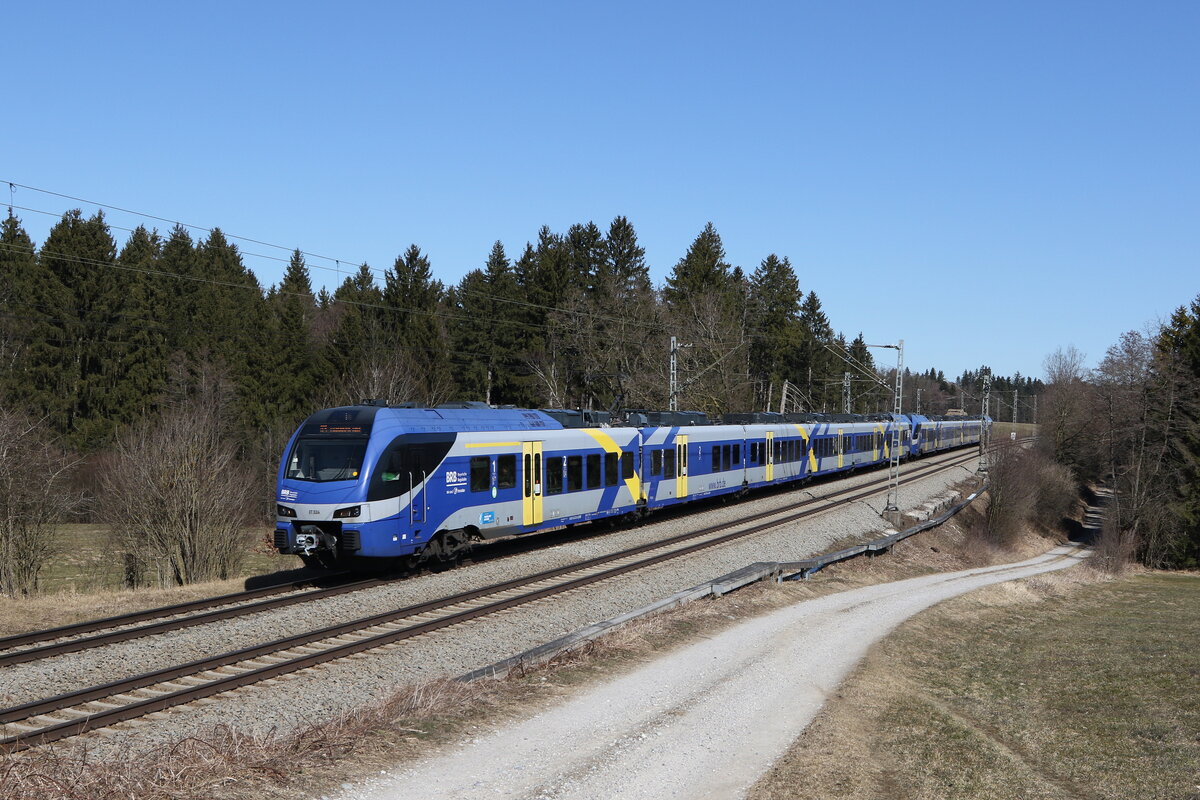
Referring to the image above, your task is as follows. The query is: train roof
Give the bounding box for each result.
[298,405,564,436]
[298,403,991,437]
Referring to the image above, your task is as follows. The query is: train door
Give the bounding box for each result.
[409,447,427,524]
[675,434,689,499]
[521,441,544,526]
[765,432,775,481]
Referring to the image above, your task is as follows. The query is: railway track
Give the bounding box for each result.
[0,447,985,751]
[0,443,997,668]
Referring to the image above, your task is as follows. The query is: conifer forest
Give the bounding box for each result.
[1,207,1197,594]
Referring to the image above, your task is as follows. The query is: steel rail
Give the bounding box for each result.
[0,575,383,667]
[0,448,979,751]
[0,571,352,652]
[0,438,1013,664]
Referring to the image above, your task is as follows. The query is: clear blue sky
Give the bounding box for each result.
[3,1,1197,382]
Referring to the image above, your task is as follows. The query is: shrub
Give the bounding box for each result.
[0,408,81,596]
[98,393,256,587]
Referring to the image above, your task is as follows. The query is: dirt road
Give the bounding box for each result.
[341,545,1089,800]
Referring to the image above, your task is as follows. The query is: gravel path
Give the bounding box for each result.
[2,452,976,753]
[339,545,1090,800]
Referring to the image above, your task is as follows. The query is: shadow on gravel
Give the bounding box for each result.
[244,566,337,590]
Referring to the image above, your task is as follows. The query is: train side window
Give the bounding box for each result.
[470,456,490,492]
[621,451,634,479]
[720,444,730,471]
[774,440,781,462]
[586,453,601,489]
[733,444,740,464]
[712,446,721,471]
[567,455,583,492]
[664,449,676,479]
[800,439,808,459]
[497,454,516,490]
[523,454,532,495]
[651,449,663,476]
[546,456,563,495]
[748,442,757,464]
[604,452,618,486]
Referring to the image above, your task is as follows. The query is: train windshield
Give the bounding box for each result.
[285,438,367,482]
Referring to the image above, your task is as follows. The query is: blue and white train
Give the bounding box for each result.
[273,404,988,568]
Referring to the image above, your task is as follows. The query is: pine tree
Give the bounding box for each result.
[157,224,199,357]
[566,222,606,296]
[264,250,329,425]
[0,213,70,414]
[604,216,651,299]
[1157,296,1200,566]
[108,226,169,428]
[518,229,576,406]
[38,210,124,445]
[846,332,877,412]
[327,263,384,397]
[662,223,753,413]
[382,245,452,402]
[195,229,267,430]
[798,290,835,411]
[663,222,732,307]
[748,254,803,404]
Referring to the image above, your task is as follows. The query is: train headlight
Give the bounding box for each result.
[277,504,297,518]
[333,505,361,519]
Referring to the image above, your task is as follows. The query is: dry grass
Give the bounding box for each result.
[989,421,1039,441]
[748,568,1200,800]
[0,478,1070,800]
[0,535,304,638]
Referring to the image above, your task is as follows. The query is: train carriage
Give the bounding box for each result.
[275,403,988,569]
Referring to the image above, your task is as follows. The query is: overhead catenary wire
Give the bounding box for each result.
[1,186,670,333]
[0,240,644,346]
[0,237,770,358]
[1,183,891,402]
[2,186,853,353]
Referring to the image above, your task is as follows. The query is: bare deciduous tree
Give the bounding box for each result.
[1093,328,1183,567]
[0,409,82,596]
[327,349,426,407]
[979,442,1037,548]
[1038,345,1096,470]
[666,289,753,415]
[99,391,257,587]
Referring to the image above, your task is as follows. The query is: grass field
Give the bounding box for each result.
[0,524,306,637]
[749,570,1200,800]
[39,523,304,594]
[989,421,1039,441]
